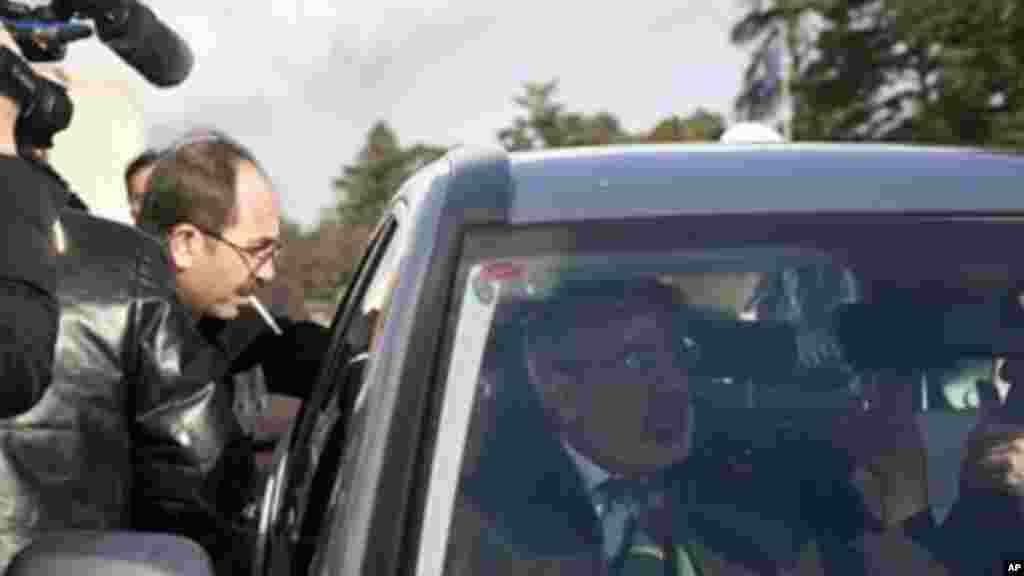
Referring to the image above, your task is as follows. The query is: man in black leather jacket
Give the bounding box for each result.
[137,130,330,569]
[0,207,250,574]
[139,130,328,457]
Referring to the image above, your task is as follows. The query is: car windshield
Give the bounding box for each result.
[430,215,1024,575]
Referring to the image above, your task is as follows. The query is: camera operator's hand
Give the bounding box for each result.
[0,28,20,56]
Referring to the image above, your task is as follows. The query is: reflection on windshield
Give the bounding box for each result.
[440,244,1024,575]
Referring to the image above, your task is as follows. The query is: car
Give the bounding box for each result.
[13,142,1024,575]
[251,141,1024,576]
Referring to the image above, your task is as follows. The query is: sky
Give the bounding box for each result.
[59,0,750,229]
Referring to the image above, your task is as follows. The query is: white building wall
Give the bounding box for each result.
[47,62,148,225]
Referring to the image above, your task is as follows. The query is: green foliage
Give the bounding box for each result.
[497,79,630,149]
[646,109,727,142]
[497,79,725,149]
[735,0,1024,149]
[731,0,821,123]
[308,82,729,303]
[333,121,447,226]
[286,0,1024,308]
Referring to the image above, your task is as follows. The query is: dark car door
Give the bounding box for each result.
[260,148,514,576]
[254,204,408,576]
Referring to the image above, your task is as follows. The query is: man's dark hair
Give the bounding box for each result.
[523,276,688,354]
[138,131,266,237]
[124,148,160,188]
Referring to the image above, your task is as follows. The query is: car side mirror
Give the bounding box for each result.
[6,531,214,576]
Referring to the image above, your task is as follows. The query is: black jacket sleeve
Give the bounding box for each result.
[211,307,331,401]
[0,281,56,416]
[0,157,61,415]
[230,318,331,400]
[129,258,256,573]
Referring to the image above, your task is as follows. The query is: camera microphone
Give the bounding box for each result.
[91,1,193,88]
[96,1,193,87]
[1,0,194,87]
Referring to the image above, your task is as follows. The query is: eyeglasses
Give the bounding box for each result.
[189,222,283,274]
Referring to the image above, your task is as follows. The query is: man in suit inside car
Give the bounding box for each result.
[461,274,868,575]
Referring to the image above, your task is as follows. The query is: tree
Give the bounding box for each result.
[497,79,629,150]
[646,109,727,142]
[333,122,406,226]
[499,79,728,148]
[917,0,1024,147]
[334,121,447,226]
[563,111,627,146]
[317,122,447,302]
[791,0,1024,147]
[792,1,906,141]
[735,0,1024,149]
[280,215,375,303]
[407,143,449,172]
[264,217,315,319]
[310,89,728,309]
[731,0,822,128]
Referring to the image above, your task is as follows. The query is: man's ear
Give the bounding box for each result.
[167,223,202,270]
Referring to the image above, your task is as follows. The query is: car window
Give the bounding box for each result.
[421,215,1024,576]
[300,217,408,574]
[258,213,405,576]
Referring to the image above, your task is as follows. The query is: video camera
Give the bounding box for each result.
[0,1,91,149]
[0,0,193,149]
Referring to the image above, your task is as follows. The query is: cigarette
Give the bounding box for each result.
[248,296,283,335]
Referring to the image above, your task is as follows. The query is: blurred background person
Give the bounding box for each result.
[123,147,157,222]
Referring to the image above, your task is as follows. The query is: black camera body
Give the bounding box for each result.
[0,0,193,151]
[0,44,71,150]
[0,1,94,150]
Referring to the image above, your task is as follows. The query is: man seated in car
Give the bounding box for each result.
[817,286,1024,573]
[936,338,1024,572]
[468,274,865,574]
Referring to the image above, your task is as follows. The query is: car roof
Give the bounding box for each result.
[392,143,1024,249]
[500,143,1024,224]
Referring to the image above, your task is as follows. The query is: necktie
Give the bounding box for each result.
[594,479,702,576]
[594,478,640,565]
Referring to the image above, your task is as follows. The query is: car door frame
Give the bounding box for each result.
[254,206,404,576]
[310,148,511,576]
